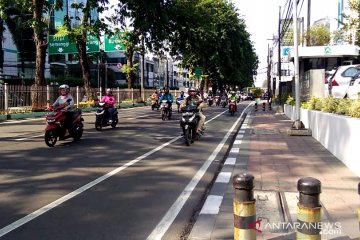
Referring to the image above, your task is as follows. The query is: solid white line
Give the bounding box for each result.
[224,157,236,165]
[215,172,232,183]
[0,136,180,237]
[146,103,252,240]
[199,195,223,214]
[0,104,234,237]
[14,134,44,141]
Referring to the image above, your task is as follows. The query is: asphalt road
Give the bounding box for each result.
[0,102,252,240]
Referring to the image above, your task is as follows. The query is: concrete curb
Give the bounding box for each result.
[188,114,251,240]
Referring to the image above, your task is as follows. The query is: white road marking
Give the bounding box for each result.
[199,195,223,214]
[146,103,252,240]
[14,134,44,141]
[126,115,149,120]
[0,136,181,237]
[0,104,239,237]
[224,157,237,165]
[230,148,240,153]
[215,172,232,183]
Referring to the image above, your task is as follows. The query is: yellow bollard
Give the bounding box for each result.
[233,173,256,240]
[296,177,322,240]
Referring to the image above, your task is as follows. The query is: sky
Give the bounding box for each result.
[232,0,338,87]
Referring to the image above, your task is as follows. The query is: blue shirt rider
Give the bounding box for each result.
[159,87,174,109]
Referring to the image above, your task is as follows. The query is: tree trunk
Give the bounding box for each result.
[31,0,47,111]
[77,36,94,100]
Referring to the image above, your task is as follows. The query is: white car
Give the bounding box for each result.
[326,65,360,98]
[346,70,360,99]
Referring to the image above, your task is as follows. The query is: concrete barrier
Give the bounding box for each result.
[284,104,360,177]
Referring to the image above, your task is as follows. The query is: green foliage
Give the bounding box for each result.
[320,97,339,113]
[251,88,263,98]
[306,96,321,110]
[286,96,295,105]
[292,97,360,118]
[335,98,352,115]
[302,24,330,46]
[348,100,360,118]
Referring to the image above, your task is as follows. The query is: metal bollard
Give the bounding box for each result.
[262,102,266,111]
[254,102,258,111]
[297,177,322,240]
[268,102,272,110]
[233,173,256,240]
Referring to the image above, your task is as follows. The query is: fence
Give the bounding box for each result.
[0,84,181,113]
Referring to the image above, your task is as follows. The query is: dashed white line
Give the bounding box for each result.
[215,172,232,183]
[199,195,223,214]
[146,103,252,240]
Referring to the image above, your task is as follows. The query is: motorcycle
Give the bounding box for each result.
[214,96,220,106]
[220,98,227,108]
[160,100,172,120]
[228,100,237,116]
[44,99,84,147]
[180,105,201,146]
[176,97,184,113]
[95,102,118,131]
[207,96,213,106]
[150,98,160,110]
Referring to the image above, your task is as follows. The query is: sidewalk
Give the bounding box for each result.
[189,106,360,239]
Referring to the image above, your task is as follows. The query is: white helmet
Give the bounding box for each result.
[59,84,70,95]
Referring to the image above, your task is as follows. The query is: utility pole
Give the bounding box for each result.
[140,35,145,102]
[278,5,283,111]
[267,43,271,102]
[307,0,311,45]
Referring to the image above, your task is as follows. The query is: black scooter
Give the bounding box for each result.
[95,102,118,130]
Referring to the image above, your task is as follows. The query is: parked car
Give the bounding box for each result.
[346,69,360,99]
[325,64,360,98]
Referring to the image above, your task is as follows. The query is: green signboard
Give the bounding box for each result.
[195,67,203,77]
[104,34,126,52]
[48,35,100,54]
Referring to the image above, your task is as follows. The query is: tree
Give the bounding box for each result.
[338,0,360,45]
[112,0,172,90]
[167,0,258,92]
[302,24,330,46]
[55,0,110,100]
[0,0,45,110]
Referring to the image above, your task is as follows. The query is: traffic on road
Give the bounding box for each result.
[0,100,251,240]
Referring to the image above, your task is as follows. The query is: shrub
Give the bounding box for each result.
[306,96,321,110]
[335,98,352,115]
[321,97,339,113]
[348,100,360,118]
[286,96,295,105]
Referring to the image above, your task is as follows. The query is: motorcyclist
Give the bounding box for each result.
[52,84,74,110]
[228,91,237,111]
[150,90,160,103]
[176,91,186,113]
[101,88,116,123]
[159,87,174,110]
[181,87,206,135]
[52,84,75,132]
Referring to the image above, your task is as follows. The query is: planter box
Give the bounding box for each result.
[284,104,360,176]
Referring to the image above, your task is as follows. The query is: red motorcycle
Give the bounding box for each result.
[44,100,84,147]
[229,99,237,116]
